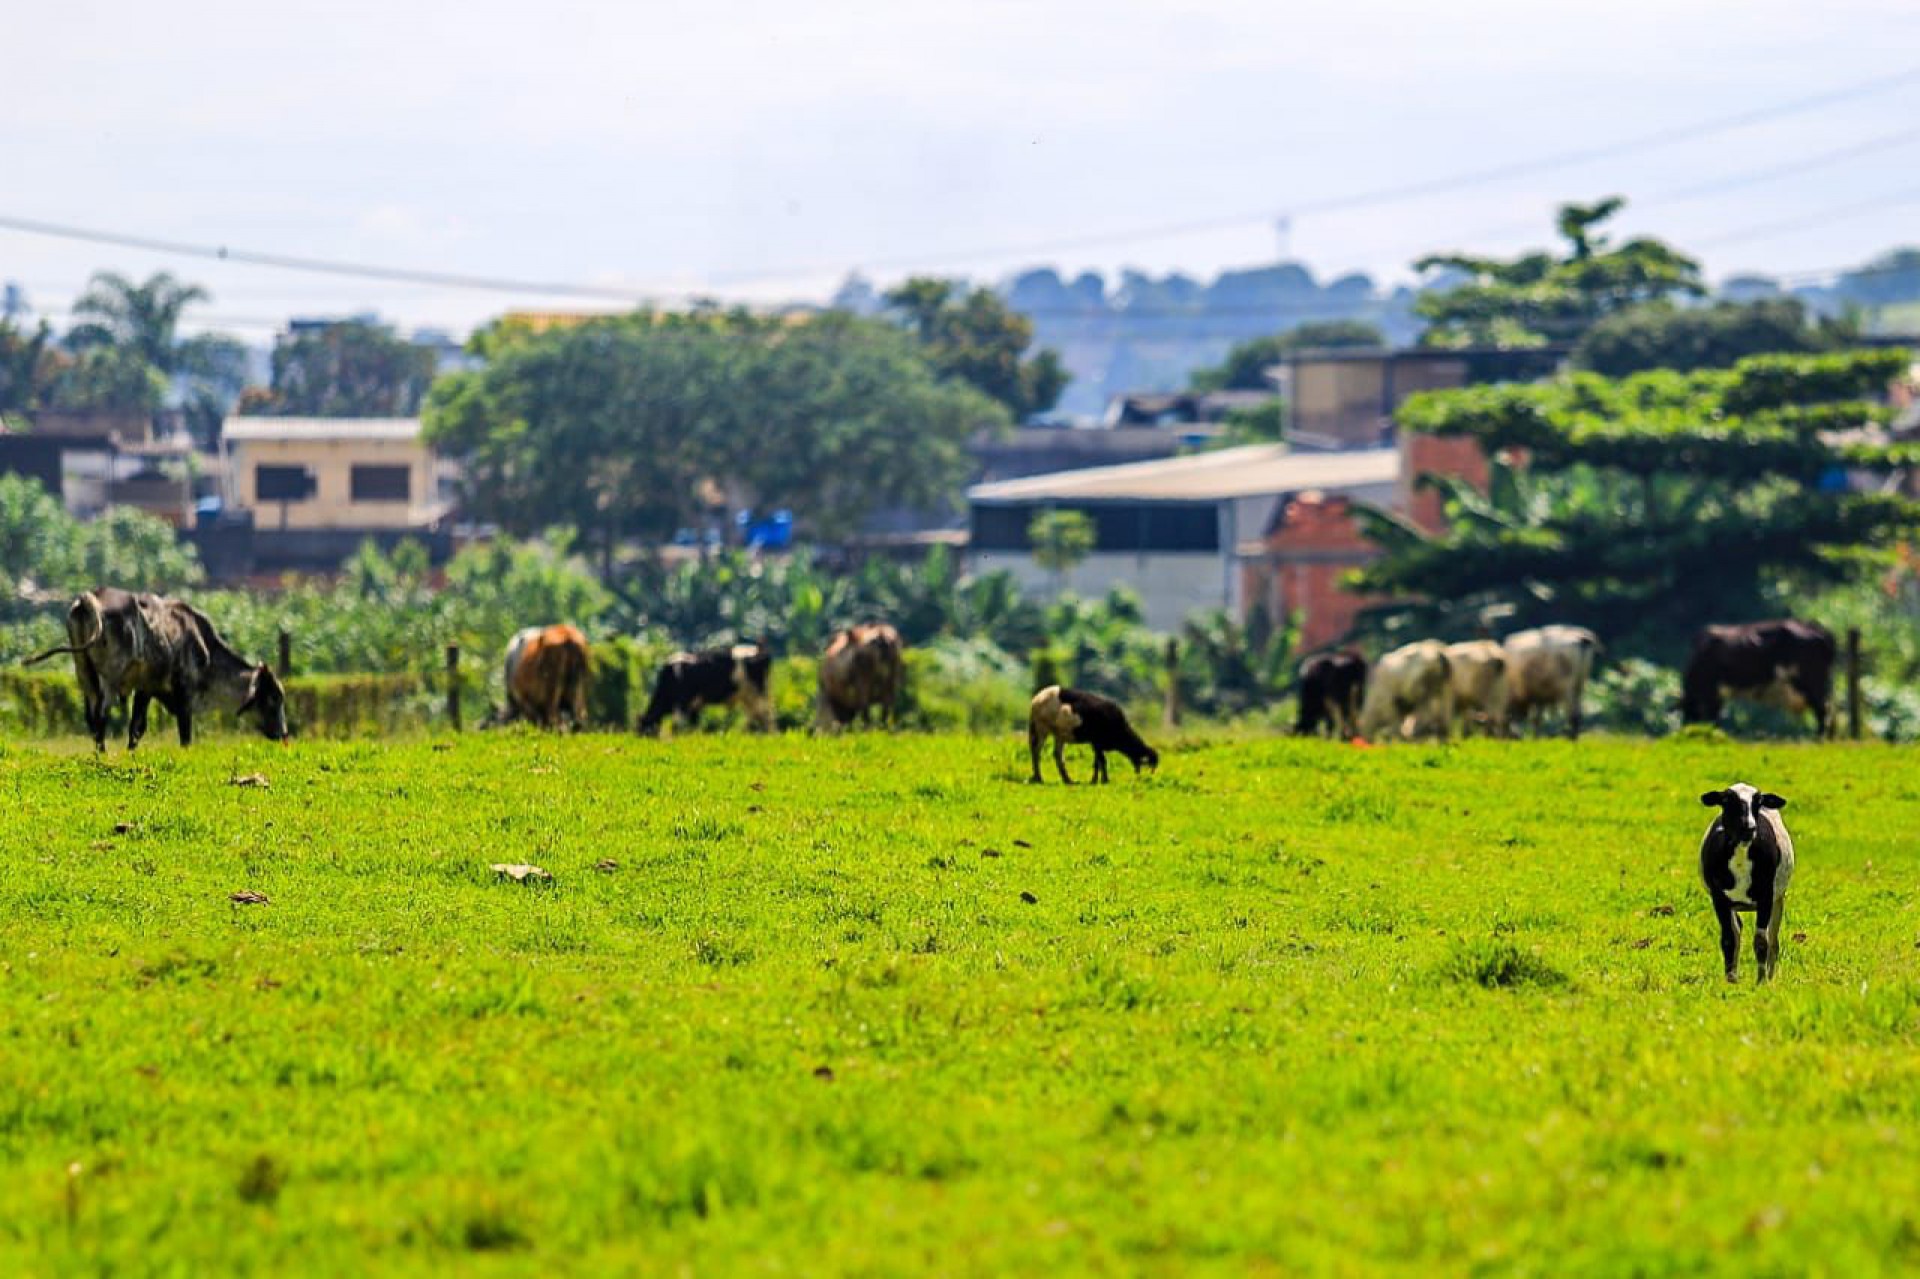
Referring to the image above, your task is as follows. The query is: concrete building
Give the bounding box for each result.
[1279,346,1565,450]
[968,444,1400,631]
[970,431,1494,641]
[218,417,455,572]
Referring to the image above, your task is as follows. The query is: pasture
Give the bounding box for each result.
[3,731,1919,1275]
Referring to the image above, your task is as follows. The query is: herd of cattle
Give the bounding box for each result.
[1296,618,1838,742]
[20,588,1841,755]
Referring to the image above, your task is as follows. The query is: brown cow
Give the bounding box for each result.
[24,587,288,750]
[816,623,905,731]
[504,624,591,729]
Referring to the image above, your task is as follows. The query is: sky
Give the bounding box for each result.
[3,0,1918,340]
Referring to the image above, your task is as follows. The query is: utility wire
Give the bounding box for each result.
[0,212,689,305]
[2,66,1916,303]
[710,65,1920,282]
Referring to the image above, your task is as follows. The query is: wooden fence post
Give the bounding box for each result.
[1163,637,1180,728]
[1847,627,1862,741]
[277,629,292,678]
[446,643,462,733]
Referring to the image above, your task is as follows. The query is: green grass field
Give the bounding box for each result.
[4,731,1920,1276]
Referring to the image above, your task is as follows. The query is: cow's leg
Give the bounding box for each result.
[1569,691,1584,741]
[1754,896,1784,983]
[1804,685,1832,740]
[129,692,152,751]
[1053,737,1073,785]
[1091,748,1107,784]
[1028,725,1045,783]
[85,695,108,751]
[1713,896,1742,983]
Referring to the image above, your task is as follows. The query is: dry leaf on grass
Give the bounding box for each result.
[1020,890,1039,904]
[491,863,553,883]
[229,774,271,789]
[593,859,619,874]
[113,822,135,835]
[230,890,270,905]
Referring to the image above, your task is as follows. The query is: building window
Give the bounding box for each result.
[350,464,410,502]
[970,501,1220,553]
[255,464,315,502]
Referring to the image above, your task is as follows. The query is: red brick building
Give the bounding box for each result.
[1237,430,1490,650]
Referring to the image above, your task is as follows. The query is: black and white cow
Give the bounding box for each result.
[638,644,775,734]
[24,587,289,750]
[1698,783,1796,983]
[1294,651,1367,738]
[1683,620,1835,736]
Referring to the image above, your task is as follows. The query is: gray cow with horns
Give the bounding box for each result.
[25,588,289,750]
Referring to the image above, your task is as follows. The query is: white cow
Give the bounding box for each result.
[1444,639,1509,737]
[1358,640,1453,741]
[1503,625,1601,739]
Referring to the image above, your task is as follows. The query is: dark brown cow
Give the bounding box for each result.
[1682,620,1836,736]
[1295,651,1367,738]
[24,588,288,750]
[816,623,905,731]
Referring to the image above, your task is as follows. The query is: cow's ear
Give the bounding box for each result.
[238,667,261,714]
[1759,792,1787,810]
[1700,791,1725,807]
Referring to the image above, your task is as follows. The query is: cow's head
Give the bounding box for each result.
[238,664,290,742]
[1130,742,1160,775]
[1701,783,1785,845]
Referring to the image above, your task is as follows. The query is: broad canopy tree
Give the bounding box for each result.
[1351,348,1918,658]
[240,320,436,418]
[425,309,1006,564]
[883,277,1068,419]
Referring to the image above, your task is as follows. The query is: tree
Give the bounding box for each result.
[0,472,202,621]
[1350,348,1918,659]
[884,277,1068,418]
[0,320,62,413]
[66,271,208,370]
[1189,319,1385,391]
[45,346,167,413]
[425,309,1006,566]
[243,321,437,417]
[58,271,247,433]
[1571,299,1848,376]
[1028,509,1095,596]
[1416,198,1703,348]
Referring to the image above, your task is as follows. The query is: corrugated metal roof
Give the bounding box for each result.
[967,444,1398,503]
[223,417,422,442]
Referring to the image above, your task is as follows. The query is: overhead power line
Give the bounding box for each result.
[3,66,1917,309]
[0,212,688,305]
[711,65,1920,283]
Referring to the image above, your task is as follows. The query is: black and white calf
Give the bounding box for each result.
[1698,784,1796,983]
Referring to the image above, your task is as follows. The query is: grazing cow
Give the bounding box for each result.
[1294,651,1367,738]
[1502,625,1602,739]
[1028,685,1158,784]
[639,644,775,734]
[24,588,288,750]
[1699,783,1796,983]
[1682,620,1835,736]
[503,624,591,729]
[1443,639,1509,737]
[1357,640,1453,741]
[816,623,905,731]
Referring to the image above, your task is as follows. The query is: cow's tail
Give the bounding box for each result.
[22,592,103,665]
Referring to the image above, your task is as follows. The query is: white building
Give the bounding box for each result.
[967,443,1398,630]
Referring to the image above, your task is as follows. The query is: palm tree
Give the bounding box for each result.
[65,271,210,372]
